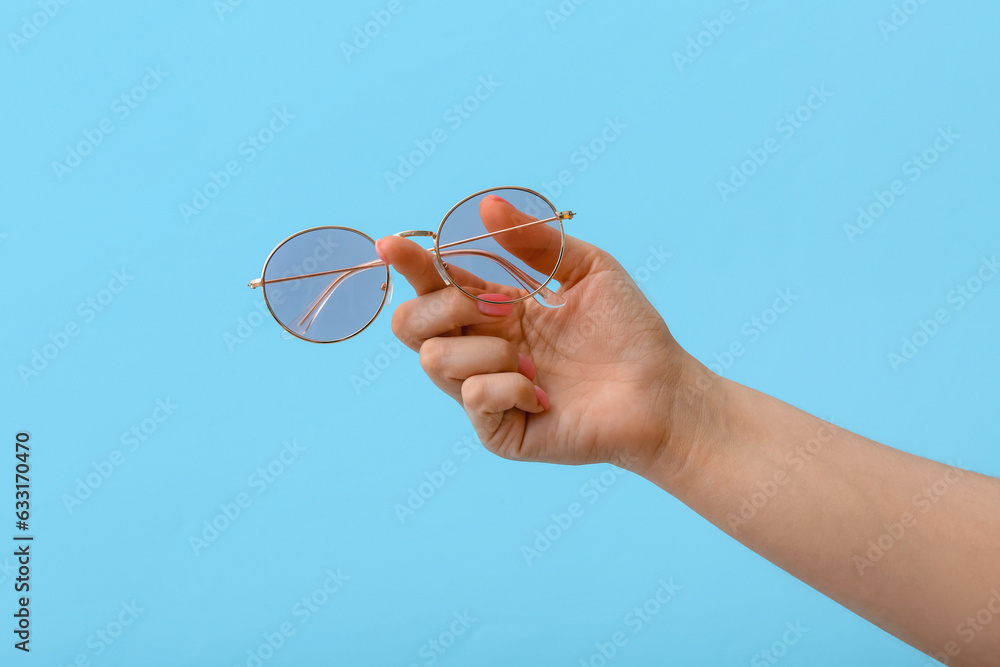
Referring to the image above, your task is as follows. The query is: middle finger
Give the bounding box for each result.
[391,287,516,351]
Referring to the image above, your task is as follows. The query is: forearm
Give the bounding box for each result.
[642,364,1000,665]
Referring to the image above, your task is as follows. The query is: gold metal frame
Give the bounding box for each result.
[433,186,570,306]
[248,186,574,344]
[254,226,389,344]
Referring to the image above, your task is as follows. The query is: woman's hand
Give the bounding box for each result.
[380,197,1000,665]
[379,200,704,476]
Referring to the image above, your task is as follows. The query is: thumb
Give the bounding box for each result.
[478,194,598,288]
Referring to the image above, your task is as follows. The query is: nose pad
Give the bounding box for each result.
[433,255,453,286]
[530,282,566,309]
[383,273,394,307]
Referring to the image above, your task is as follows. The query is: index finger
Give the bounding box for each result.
[376,234,486,297]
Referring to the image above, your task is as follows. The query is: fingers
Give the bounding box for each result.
[479,195,599,287]
[377,195,599,301]
[479,195,561,276]
[462,372,548,443]
[376,235,445,296]
[377,234,488,296]
[419,335,521,400]
[391,287,514,351]
[414,334,549,452]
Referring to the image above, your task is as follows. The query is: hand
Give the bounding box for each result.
[382,198,1000,664]
[380,197,702,474]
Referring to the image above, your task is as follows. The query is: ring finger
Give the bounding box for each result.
[419,335,520,402]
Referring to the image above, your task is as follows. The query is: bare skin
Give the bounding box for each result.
[377,199,1000,666]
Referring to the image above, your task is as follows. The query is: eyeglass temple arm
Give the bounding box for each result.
[436,211,574,250]
[247,211,574,290]
[295,268,360,330]
[295,247,556,333]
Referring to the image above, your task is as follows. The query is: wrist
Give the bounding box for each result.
[627,355,742,494]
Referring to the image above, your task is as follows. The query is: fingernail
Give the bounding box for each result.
[477,293,514,316]
[534,386,550,411]
[517,353,536,381]
[375,238,388,264]
[484,194,504,202]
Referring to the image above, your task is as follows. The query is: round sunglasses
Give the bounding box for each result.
[247,186,575,343]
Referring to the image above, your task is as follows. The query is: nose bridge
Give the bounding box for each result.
[394,229,436,240]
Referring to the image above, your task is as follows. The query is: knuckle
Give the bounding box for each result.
[461,376,489,410]
[418,338,446,375]
[390,301,410,339]
[390,303,422,350]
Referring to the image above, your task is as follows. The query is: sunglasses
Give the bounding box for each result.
[247,186,575,343]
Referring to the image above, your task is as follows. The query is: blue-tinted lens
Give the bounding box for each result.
[436,188,562,300]
[262,227,388,343]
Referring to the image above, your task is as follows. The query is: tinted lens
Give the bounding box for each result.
[436,188,562,301]
[262,227,388,343]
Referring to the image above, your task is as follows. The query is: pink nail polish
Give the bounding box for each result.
[517,353,536,381]
[375,238,388,264]
[477,293,514,317]
[534,386,550,411]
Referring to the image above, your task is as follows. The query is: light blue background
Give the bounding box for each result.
[2,0,998,665]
